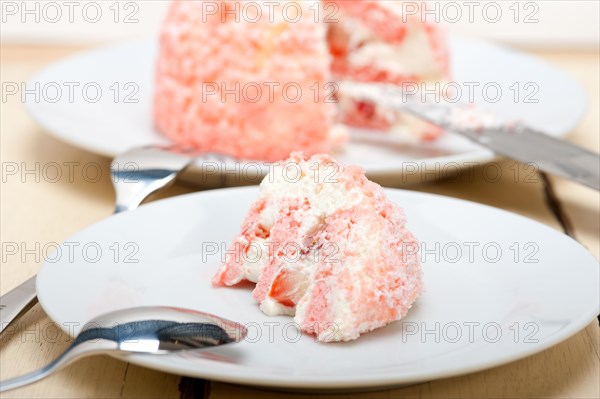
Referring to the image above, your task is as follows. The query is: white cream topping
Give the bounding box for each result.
[349,28,442,78]
[242,241,271,283]
[260,297,295,316]
[237,157,368,317]
[335,8,445,79]
[259,159,365,235]
[449,105,500,130]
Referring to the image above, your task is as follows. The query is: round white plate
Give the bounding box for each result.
[26,37,586,185]
[37,188,599,390]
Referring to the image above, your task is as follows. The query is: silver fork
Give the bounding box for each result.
[0,145,235,334]
[111,144,198,213]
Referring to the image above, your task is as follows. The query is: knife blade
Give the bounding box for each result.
[341,82,600,190]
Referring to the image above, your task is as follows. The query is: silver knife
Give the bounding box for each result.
[341,82,600,190]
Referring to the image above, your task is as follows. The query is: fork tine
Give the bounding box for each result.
[110,145,196,213]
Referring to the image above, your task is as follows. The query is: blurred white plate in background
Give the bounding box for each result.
[25,37,586,186]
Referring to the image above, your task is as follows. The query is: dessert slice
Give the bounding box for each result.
[213,153,422,342]
[326,0,450,141]
[154,0,345,162]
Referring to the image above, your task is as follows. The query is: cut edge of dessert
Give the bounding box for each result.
[327,0,450,141]
[213,152,423,342]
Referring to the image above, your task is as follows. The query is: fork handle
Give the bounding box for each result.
[0,276,38,334]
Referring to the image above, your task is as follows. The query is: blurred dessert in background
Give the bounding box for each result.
[154,0,345,161]
[154,0,450,161]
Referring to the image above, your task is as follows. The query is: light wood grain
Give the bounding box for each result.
[0,45,598,399]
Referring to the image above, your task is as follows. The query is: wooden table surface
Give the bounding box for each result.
[0,45,598,399]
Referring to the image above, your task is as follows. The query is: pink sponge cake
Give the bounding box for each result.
[327,0,450,141]
[213,153,422,342]
[154,0,345,161]
[155,0,450,159]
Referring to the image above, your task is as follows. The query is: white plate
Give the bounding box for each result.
[26,37,586,186]
[37,187,599,390]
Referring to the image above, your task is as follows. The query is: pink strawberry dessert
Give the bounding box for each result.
[213,153,422,342]
[154,0,450,160]
[154,0,345,162]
